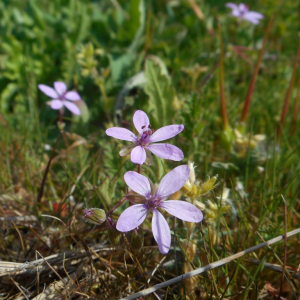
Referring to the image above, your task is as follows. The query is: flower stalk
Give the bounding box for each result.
[277,38,300,139]
[106,191,134,218]
[240,16,273,125]
[218,21,229,131]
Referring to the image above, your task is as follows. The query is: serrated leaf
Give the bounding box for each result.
[144,58,175,126]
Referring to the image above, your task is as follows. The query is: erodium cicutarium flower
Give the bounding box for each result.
[106,110,184,165]
[116,165,203,254]
[226,3,263,24]
[38,81,81,115]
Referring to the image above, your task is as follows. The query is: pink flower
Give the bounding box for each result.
[226,3,263,24]
[106,110,184,165]
[38,81,81,115]
[116,165,203,254]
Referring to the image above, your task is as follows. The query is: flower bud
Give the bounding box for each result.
[84,208,106,225]
[187,161,196,184]
[129,227,144,251]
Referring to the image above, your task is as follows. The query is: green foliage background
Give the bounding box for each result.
[0,0,300,298]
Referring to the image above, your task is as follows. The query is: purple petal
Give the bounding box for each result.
[124,171,151,197]
[152,208,171,254]
[133,110,150,135]
[54,81,67,95]
[147,143,184,161]
[238,3,249,14]
[131,146,146,165]
[149,125,184,143]
[225,2,238,9]
[247,11,264,19]
[106,128,137,142]
[225,3,240,16]
[243,11,263,24]
[156,165,190,199]
[161,200,203,222]
[116,204,148,232]
[63,101,81,115]
[50,99,63,110]
[65,91,81,101]
[38,84,58,98]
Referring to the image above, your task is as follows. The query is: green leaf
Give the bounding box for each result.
[144,58,175,126]
[109,0,145,83]
[0,83,18,112]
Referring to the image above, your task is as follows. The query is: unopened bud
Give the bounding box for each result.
[107,219,124,246]
[84,208,106,225]
[187,161,196,184]
[129,227,144,251]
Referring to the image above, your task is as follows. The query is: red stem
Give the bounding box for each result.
[106,191,134,218]
[240,17,273,123]
[277,38,300,139]
[218,21,229,130]
[291,73,300,135]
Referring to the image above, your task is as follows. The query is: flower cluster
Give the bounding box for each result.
[105,111,203,253]
[84,110,203,254]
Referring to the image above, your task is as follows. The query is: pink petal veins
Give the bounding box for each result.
[106,128,137,142]
[152,209,171,254]
[116,204,148,232]
[157,165,190,199]
[124,171,152,197]
[147,143,184,161]
[149,124,184,143]
[131,146,147,165]
[161,200,203,222]
[133,110,150,135]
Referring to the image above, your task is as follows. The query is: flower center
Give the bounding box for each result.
[145,195,162,210]
[58,92,67,101]
[139,125,154,145]
[239,6,248,15]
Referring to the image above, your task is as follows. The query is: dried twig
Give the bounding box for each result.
[120,228,300,300]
